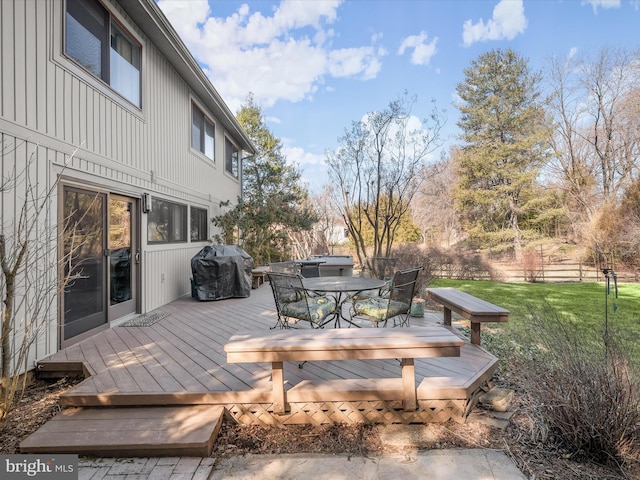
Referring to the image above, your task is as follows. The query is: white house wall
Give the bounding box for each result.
[1,0,247,366]
[0,134,59,371]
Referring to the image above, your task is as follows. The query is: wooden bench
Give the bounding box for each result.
[224,327,463,414]
[427,287,509,346]
[251,266,270,289]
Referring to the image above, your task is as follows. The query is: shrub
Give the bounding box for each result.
[516,305,640,466]
[522,248,542,282]
[391,244,496,297]
[389,244,435,298]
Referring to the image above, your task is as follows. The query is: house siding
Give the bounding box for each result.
[1,0,249,369]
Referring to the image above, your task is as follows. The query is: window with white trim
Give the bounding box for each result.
[225,137,239,178]
[192,104,215,160]
[65,0,141,107]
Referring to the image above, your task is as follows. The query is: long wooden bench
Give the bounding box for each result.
[427,287,509,346]
[224,327,464,414]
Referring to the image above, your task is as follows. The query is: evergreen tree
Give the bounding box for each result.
[213,94,316,264]
[453,49,550,259]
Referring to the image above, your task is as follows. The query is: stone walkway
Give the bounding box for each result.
[78,450,527,480]
[78,457,216,480]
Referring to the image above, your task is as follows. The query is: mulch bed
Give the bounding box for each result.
[1,372,637,480]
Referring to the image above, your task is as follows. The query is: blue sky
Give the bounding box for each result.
[157,0,640,192]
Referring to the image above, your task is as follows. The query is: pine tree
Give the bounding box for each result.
[453,48,550,259]
[213,94,316,264]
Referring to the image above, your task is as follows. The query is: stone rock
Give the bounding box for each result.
[478,387,514,412]
[466,412,510,430]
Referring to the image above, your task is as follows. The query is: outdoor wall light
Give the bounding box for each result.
[142,193,153,213]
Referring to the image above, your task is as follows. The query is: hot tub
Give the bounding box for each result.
[311,255,354,277]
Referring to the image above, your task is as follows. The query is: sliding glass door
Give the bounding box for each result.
[62,187,139,345]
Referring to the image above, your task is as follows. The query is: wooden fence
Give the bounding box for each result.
[433,261,638,283]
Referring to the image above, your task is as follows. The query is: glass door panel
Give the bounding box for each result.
[109,196,137,318]
[63,188,108,341]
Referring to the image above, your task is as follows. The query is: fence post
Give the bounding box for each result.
[578,260,582,281]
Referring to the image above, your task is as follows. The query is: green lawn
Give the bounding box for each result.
[428,278,640,342]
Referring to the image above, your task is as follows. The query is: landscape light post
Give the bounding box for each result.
[601,268,618,353]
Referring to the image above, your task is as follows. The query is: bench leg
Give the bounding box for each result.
[401,358,417,412]
[271,361,287,414]
[470,323,481,345]
[443,307,452,326]
[252,274,265,289]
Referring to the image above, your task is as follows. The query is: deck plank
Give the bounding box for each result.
[36,285,499,407]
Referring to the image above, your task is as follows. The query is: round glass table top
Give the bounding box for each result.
[301,276,386,293]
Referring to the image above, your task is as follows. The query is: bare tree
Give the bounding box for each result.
[546,53,599,238]
[545,48,640,246]
[0,138,80,424]
[413,148,461,248]
[325,94,445,268]
[581,48,640,201]
[310,187,346,254]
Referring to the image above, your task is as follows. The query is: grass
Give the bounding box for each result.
[428,278,640,469]
[428,278,640,346]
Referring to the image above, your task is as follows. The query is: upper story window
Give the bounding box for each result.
[225,137,239,178]
[192,104,215,160]
[65,0,141,107]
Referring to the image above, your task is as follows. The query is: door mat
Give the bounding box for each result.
[121,311,170,327]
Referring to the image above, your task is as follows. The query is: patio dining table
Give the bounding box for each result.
[302,276,387,327]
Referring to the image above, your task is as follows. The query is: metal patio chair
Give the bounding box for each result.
[354,256,398,300]
[349,266,423,327]
[267,272,336,329]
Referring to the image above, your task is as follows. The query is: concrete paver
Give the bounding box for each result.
[211,450,526,480]
[78,449,527,480]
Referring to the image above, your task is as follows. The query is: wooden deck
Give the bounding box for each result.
[35,285,498,425]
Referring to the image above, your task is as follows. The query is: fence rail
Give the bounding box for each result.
[433,262,639,283]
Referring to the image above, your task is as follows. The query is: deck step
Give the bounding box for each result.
[20,405,225,457]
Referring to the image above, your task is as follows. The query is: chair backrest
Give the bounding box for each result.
[389,266,423,307]
[299,264,320,278]
[267,271,305,310]
[269,261,300,274]
[365,257,398,280]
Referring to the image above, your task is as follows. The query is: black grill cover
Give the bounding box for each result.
[191,245,253,301]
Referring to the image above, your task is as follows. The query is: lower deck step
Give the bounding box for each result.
[20,405,225,457]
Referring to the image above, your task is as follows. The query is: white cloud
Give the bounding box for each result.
[156,0,210,44]
[157,0,385,111]
[282,144,325,167]
[462,0,527,46]
[568,47,579,60]
[328,47,383,79]
[398,31,438,66]
[283,143,330,191]
[582,0,621,13]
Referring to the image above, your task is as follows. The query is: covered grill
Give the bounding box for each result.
[191,245,253,301]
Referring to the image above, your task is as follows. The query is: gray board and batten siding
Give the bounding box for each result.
[1,0,255,370]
